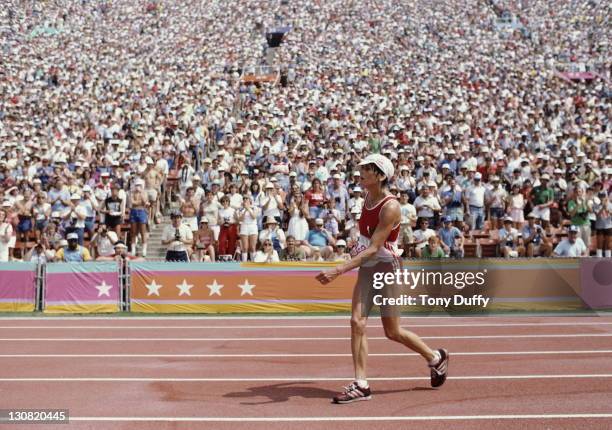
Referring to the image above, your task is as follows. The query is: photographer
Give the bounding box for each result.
[522,212,552,257]
[90,225,119,259]
[25,242,50,264]
[161,210,193,262]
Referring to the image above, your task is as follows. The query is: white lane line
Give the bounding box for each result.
[1,333,611,341]
[1,350,612,358]
[1,374,611,382]
[68,414,612,422]
[0,314,609,320]
[2,322,612,329]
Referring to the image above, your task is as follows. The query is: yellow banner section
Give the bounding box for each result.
[0,303,36,313]
[43,304,120,314]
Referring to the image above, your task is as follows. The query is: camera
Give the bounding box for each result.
[174,229,181,241]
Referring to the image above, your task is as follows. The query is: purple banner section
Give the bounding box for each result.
[0,263,37,309]
[580,259,612,309]
[44,263,120,306]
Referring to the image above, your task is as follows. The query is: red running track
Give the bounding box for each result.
[0,315,611,430]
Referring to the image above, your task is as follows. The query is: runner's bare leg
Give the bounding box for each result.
[351,282,368,380]
[381,316,435,361]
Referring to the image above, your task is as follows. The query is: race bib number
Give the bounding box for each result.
[350,243,367,257]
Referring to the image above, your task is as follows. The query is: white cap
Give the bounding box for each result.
[82,185,92,192]
[474,172,482,180]
[358,154,395,180]
[315,218,324,225]
[353,186,363,192]
[442,163,450,169]
[336,239,347,247]
[66,232,79,240]
[332,174,341,179]
[70,193,81,200]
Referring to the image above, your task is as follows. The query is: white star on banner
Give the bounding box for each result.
[145,280,163,296]
[176,279,194,296]
[237,279,256,296]
[207,279,224,296]
[95,281,113,298]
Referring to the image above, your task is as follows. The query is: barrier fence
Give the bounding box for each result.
[0,259,610,314]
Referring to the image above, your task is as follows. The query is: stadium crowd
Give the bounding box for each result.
[0,0,610,263]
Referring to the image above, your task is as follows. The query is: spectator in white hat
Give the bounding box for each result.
[348,186,365,214]
[55,232,92,262]
[308,217,335,260]
[258,216,286,253]
[80,185,99,235]
[465,172,486,231]
[554,226,589,257]
[62,193,87,246]
[331,239,350,262]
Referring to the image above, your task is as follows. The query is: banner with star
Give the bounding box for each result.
[129,261,357,313]
[0,262,38,312]
[129,259,595,314]
[43,262,121,313]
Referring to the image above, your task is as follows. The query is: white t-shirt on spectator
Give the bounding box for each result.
[162,224,193,252]
[554,238,587,257]
[413,228,436,249]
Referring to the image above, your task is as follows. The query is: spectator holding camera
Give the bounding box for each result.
[438,216,464,258]
[90,225,119,260]
[498,216,525,258]
[162,211,193,262]
[25,242,50,264]
[522,213,552,257]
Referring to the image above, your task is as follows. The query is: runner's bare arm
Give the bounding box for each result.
[316,200,400,285]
